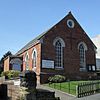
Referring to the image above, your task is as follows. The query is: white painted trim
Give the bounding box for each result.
[32,48,37,69]
[32,48,37,59]
[78,42,88,51]
[78,42,87,71]
[25,51,29,62]
[53,37,65,47]
[67,19,75,28]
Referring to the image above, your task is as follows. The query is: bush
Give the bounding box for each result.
[1,70,20,79]
[1,71,9,78]
[48,75,66,83]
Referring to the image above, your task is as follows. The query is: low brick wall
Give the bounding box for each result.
[0,83,20,100]
[1,80,21,100]
[8,84,20,100]
[0,76,5,84]
[0,80,59,100]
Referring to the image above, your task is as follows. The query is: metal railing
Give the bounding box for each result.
[77,81,100,98]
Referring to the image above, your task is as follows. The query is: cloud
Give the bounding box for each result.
[92,34,100,58]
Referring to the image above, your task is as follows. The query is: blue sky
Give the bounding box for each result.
[0,0,100,58]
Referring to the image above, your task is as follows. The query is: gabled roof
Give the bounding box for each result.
[16,11,97,55]
[16,29,50,55]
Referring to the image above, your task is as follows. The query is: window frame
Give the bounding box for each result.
[25,52,29,70]
[53,37,65,69]
[78,42,87,71]
[32,48,37,68]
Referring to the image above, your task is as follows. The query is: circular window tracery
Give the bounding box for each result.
[67,19,74,28]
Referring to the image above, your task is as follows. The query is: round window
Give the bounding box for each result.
[67,19,74,28]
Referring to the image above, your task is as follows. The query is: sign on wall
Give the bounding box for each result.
[42,60,54,68]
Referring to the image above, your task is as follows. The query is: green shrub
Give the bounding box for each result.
[1,70,20,79]
[48,75,66,83]
[8,72,13,79]
[13,70,20,77]
[1,71,9,77]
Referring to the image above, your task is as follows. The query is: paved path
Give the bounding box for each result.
[37,85,100,100]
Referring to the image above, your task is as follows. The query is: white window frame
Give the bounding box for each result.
[78,42,87,71]
[32,48,37,69]
[53,37,65,69]
[25,52,29,70]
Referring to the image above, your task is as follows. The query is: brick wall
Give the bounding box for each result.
[19,43,41,84]
[8,84,20,100]
[4,56,10,72]
[40,13,96,82]
[18,12,96,83]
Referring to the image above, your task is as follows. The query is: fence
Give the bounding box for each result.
[48,81,100,98]
[49,81,76,95]
[77,81,100,98]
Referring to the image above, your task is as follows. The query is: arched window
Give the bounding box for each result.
[53,37,65,69]
[25,52,29,70]
[79,44,85,64]
[32,48,37,69]
[78,42,87,71]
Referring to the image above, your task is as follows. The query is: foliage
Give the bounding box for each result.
[1,71,9,78]
[3,51,12,58]
[0,51,12,64]
[0,51,12,73]
[16,95,24,100]
[1,70,20,79]
[0,67,3,75]
[48,75,66,83]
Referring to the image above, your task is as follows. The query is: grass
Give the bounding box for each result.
[45,80,97,95]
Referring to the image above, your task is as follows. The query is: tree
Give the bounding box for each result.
[3,51,12,58]
[0,51,12,73]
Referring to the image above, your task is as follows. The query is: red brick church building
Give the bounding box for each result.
[4,12,97,84]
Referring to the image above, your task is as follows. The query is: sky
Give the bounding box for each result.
[0,0,100,59]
